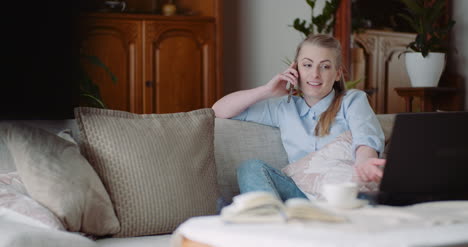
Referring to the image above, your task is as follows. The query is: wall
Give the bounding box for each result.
[222,0,323,94]
[451,0,468,109]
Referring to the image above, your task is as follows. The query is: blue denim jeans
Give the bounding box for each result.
[237,159,307,201]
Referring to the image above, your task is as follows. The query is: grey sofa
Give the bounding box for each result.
[0,114,395,247]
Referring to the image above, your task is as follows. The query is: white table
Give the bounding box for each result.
[172,201,468,247]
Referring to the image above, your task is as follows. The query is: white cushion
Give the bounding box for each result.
[1,123,120,236]
[0,208,97,247]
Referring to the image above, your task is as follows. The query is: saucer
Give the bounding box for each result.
[315,198,368,210]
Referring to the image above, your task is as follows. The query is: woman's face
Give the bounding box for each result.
[297,43,342,107]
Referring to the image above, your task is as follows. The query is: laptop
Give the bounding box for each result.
[360,111,468,206]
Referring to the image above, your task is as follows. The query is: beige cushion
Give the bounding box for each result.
[376,114,396,158]
[0,123,120,236]
[376,114,395,145]
[74,107,218,237]
[282,131,379,199]
[214,119,289,202]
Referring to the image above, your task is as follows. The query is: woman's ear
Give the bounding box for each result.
[335,66,343,81]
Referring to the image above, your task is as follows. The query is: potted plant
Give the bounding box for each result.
[399,0,455,87]
[74,53,117,108]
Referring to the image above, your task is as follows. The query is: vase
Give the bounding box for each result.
[162,0,176,16]
[404,52,445,87]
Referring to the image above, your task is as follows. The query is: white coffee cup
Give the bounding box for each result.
[322,182,358,208]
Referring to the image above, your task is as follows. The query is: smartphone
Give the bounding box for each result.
[287,63,299,103]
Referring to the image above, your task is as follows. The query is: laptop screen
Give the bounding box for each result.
[377,112,468,206]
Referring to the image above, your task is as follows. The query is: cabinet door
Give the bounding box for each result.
[79,18,143,113]
[353,30,415,114]
[144,20,216,114]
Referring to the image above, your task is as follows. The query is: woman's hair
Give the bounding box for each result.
[294,34,346,137]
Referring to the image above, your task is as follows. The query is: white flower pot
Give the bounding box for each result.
[405,52,446,87]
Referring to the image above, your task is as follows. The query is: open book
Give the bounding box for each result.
[220,192,347,223]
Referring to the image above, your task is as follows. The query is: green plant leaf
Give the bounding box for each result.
[291,0,340,36]
[293,18,310,37]
[281,57,293,66]
[306,0,315,9]
[82,54,118,84]
[397,13,419,32]
[400,0,424,16]
[428,0,445,22]
[81,93,107,108]
[345,78,363,89]
[76,53,119,108]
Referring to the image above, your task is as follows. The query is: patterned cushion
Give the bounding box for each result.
[282,131,379,200]
[74,107,219,237]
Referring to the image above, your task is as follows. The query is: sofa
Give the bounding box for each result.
[0,108,395,247]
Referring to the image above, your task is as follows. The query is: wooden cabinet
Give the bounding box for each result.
[79,16,143,112]
[143,19,216,113]
[351,30,415,114]
[78,10,222,114]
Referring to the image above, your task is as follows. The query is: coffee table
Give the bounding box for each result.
[174,201,468,247]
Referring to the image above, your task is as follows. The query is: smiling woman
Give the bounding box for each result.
[212,34,385,202]
[294,36,343,110]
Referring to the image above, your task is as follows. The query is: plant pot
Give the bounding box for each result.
[405,52,445,87]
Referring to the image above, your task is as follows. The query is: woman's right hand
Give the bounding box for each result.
[212,62,299,119]
[264,62,299,97]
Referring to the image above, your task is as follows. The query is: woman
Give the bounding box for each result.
[212,34,385,201]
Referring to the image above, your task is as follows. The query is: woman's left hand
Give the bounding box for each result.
[355,158,386,182]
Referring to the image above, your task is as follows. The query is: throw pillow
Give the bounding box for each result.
[0,172,65,230]
[0,208,98,247]
[281,131,379,200]
[0,137,16,174]
[0,123,120,236]
[74,107,219,237]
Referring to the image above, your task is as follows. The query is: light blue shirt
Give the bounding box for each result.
[231,89,385,163]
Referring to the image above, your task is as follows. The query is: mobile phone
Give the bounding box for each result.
[287,83,294,103]
[287,63,299,103]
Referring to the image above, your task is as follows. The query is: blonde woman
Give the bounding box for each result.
[212,34,385,201]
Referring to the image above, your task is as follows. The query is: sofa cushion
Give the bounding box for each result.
[0,120,79,173]
[281,131,379,199]
[0,172,65,230]
[0,123,120,236]
[214,119,289,203]
[0,208,98,247]
[375,114,396,158]
[375,114,395,145]
[75,107,218,237]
